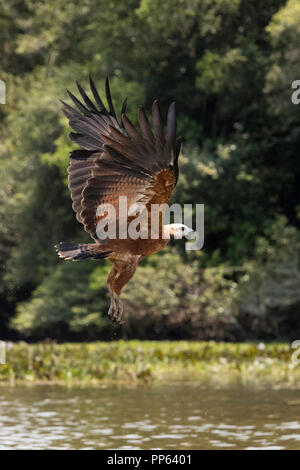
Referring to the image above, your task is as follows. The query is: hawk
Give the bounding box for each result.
[56,77,193,322]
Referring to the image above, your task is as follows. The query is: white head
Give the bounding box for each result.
[164,223,194,239]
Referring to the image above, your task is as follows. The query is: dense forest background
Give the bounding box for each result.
[0,0,300,341]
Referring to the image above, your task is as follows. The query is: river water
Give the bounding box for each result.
[0,383,300,449]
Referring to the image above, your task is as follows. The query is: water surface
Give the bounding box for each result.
[0,384,300,449]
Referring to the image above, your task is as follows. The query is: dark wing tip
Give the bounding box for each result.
[138,106,155,144]
[76,81,98,112]
[60,98,82,119]
[166,101,176,149]
[89,75,106,112]
[121,97,127,114]
[60,98,69,110]
[105,77,117,119]
[152,99,165,144]
[175,136,181,158]
[66,88,90,115]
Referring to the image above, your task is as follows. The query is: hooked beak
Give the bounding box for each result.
[185,228,195,238]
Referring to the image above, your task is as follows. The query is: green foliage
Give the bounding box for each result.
[12,261,114,339]
[265,0,300,127]
[233,217,300,337]
[0,0,299,340]
[119,250,236,339]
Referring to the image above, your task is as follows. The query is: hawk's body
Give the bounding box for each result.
[56,77,184,322]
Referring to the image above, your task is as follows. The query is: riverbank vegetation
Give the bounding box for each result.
[1,341,299,388]
[1,0,300,341]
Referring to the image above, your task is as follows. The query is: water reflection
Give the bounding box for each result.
[0,384,299,449]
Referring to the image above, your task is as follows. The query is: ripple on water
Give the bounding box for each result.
[0,385,300,450]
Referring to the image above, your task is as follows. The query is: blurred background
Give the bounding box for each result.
[1,0,300,343]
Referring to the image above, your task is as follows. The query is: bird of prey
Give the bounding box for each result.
[56,77,193,323]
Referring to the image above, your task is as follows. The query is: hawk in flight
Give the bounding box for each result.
[56,78,192,322]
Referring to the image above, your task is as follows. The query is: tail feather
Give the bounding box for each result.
[55,242,112,261]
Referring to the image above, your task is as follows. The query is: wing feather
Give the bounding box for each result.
[62,77,181,239]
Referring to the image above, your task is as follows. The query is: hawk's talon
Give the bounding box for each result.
[108,295,124,325]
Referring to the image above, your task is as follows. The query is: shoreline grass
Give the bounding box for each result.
[1,340,300,388]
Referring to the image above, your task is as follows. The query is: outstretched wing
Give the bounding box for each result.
[63,78,181,239]
[62,77,127,227]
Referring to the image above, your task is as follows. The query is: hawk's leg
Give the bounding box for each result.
[106,257,139,324]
